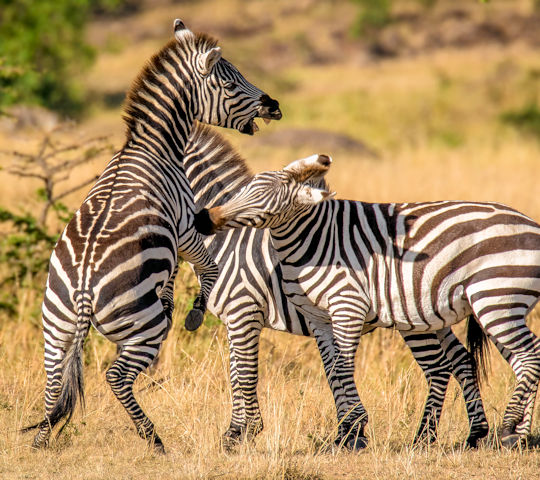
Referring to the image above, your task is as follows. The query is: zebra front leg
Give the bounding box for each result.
[160,263,178,331]
[222,318,263,450]
[436,327,488,448]
[106,340,165,454]
[401,331,452,447]
[179,238,219,331]
[331,316,368,451]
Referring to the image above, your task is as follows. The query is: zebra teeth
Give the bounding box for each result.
[263,118,271,125]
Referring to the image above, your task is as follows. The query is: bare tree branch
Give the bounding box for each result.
[52,175,100,202]
[2,120,113,227]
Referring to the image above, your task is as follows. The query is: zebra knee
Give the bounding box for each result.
[106,366,124,392]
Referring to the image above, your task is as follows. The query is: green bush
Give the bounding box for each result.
[0,0,124,116]
[501,103,540,140]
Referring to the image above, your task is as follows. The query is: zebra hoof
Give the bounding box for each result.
[465,425,489,449]
[31,438,48,450]
[501,433,522,449]
[336,434,368,451]
[185,309,204,331]
[413,429,438,447]
[221,432,242,452]
[151,436,166,455]
[347,435,368,451]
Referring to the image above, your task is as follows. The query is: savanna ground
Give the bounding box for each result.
[1,0,540,478]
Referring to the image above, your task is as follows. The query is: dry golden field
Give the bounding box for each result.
[1,1,540,479]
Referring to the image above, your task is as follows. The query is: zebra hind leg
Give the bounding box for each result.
[106,342,165,454]
[436,327,489,449]
[26,352,65,449]
[472,309,540,449]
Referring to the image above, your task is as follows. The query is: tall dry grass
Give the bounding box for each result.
[1,287,539,479]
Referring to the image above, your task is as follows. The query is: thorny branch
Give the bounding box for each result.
[0,122,114,226]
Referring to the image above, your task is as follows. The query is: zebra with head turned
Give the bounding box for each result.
[24,20,281,453]
[183,125,488,450]
[197,153,540,449]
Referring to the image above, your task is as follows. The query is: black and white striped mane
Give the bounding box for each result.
[122,32,218,142]
[186,124,254,210]
[186,124,331,211]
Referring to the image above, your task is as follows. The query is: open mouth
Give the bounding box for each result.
[240,109,283,136]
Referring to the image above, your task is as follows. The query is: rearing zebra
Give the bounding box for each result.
[24,20,281,453]
[198,153,540,449]
[183,125,488,450]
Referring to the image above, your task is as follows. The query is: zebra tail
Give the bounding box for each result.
[22,295,91,436]
[466,314,490,386]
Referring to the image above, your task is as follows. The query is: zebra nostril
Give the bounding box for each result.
[260,94,279,110]
[318,154,332,167]
[259,94,281,119]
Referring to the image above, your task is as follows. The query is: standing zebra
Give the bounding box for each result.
[183,125,488,450]
[197,153,540,449]
[24,20,281,453]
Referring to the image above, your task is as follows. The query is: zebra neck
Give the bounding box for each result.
[268,203,329,257]
[124,64,197,165]
[126,109,194,165]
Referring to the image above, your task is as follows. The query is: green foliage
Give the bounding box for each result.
[349,0,439,37]
[0,0,125,115]
[350,0,392,37]
[0,204,58,313]
[501,103,540,140]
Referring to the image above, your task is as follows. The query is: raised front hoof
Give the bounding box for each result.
[465,426,489,449]
[185,309,204,331]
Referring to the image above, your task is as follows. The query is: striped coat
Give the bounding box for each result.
[183,126,488,449]
[25,20,281,453]
[201,153,540,449]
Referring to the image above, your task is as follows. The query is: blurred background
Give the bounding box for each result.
[0,2,539,477]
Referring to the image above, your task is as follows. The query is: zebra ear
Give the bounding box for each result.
[297,185,335,205]
[200,47,222,75]
[174,19,192,41]
[284,154,332,182]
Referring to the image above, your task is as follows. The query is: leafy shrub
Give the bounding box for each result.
[0,0,127,116]
[501,103,540,140]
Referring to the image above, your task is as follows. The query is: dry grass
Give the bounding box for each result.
[1,293,540,479]
[1,0,540,478]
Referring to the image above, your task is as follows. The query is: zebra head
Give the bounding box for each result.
[174,20,282,135]
[195,154,335,234]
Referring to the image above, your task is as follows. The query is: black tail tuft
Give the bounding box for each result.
[21,340,85,439]
[22,310,88,441]
[466,315,490,386]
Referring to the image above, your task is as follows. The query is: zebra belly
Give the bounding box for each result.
[374,279,472,331]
